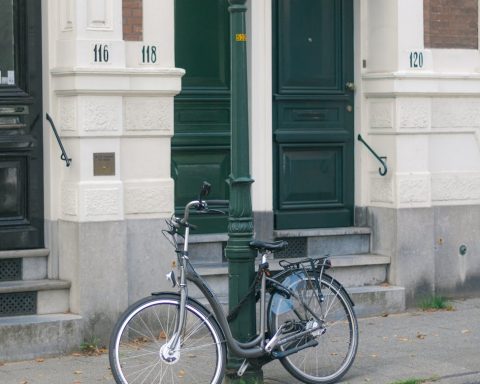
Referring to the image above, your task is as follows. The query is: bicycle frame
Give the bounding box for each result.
[163,200,326,363]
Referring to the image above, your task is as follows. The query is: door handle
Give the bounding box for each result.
[345,82,356,92]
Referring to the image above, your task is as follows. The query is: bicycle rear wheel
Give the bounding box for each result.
[109,294,226,384]
[268,272,358,384]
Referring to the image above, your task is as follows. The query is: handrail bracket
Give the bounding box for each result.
[357,134,387,176]
[45,113,72,167]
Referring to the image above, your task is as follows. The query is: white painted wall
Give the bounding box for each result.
[249,0,273,213]
[362,0,480,209]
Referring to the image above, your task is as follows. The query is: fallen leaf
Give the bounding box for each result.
[36,358,44,363]
[177,370,185,378]
[159,331,167,340]
[416,332,427,340]
[20,381,28,384]
[74,370,83,375]
[461,329,471,334]
[370,354,378,358]
[396,336,409,342]
[72,353,82,357]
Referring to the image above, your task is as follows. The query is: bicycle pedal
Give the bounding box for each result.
[237,360,249,377]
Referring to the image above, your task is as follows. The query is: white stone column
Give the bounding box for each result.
[46,0,183,338]
[362,0,435,304]
[248,0,274,239]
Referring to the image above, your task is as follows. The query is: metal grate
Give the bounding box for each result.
[274,238,307,259]
[0,292,37,317]
[0,258,22,281]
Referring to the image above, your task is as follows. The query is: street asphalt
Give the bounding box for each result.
[0,297,479,384]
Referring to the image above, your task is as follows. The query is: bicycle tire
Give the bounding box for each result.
[109,293,226,384]
[268,272,358,384]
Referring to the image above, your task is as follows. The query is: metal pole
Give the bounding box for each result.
[225,0,262,383]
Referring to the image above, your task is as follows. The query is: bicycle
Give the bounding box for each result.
[109,182,358,384]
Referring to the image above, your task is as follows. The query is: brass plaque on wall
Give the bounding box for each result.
[93,152,115,176]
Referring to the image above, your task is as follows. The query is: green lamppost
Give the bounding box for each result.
[225,0,262,383]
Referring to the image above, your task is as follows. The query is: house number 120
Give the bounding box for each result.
[409,51,423,68]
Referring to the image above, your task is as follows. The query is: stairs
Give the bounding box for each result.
[189,227,405,317]
[0,249,82,361]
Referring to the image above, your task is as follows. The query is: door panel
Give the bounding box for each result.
[173,0,230,233]
[273,0,354,229]
[277,0,340,92]
[0,0,43,250]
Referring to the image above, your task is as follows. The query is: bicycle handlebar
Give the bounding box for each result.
[180,199,229,226]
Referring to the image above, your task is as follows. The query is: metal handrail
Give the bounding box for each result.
[45,113,72,167]
[357,134,387,176]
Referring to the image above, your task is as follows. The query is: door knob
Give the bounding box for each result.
[345,82,356,92]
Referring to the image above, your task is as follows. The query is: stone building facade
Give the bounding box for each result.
[0,0,479,359]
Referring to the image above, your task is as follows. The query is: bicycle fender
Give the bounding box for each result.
[151,291,205,308]
[323,274,356,308]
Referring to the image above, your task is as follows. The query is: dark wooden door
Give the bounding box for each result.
[273,0,354,229]
[173,0,230,233]
[0,0,44,250]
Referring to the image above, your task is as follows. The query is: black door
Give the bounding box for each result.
[0,0,44,250]
[273,0,354,229]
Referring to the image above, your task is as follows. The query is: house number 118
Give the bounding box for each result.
[142,45,157,64]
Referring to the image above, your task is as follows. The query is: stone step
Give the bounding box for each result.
[193,253,390,292]
[191,254,404,317]
[186,227,374,263]
[193,280,405,320]
[347,285,406,317]
[0,248,49,280]
[274,227,372,257]
[0,314,83,361]
[0,279,71,315]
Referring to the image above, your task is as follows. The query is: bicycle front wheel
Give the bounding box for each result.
[109,294,226,384]
[268,273,358,384]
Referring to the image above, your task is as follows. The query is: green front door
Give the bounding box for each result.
[173,0,230,233]
[273,0,354,229]
[0,0,44,250]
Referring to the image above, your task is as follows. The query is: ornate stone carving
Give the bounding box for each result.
[79,96,121,133]
[397,98,430,130]
[397,174,430,204]
[369,100,394,129]
[84,187,121,217]
[124,180,173,215]
[124,97,172,133]
[431,99,480,129]
[57,97,76,132]
[432,172,480,202]
[370,176,394,204]
[61,182,78,216]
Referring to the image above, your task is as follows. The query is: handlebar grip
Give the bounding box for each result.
[206,200,229,206]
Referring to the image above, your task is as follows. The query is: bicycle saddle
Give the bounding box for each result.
[249,240,288,252]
